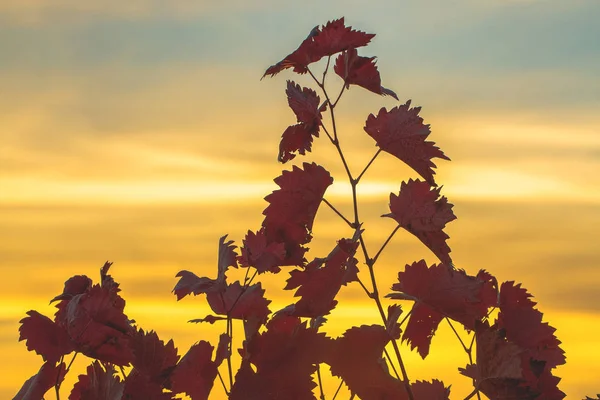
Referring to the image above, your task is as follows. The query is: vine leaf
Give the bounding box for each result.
[230,314,331,400]
[384,179,456,265]
[326,325,407,400]
[364,102,449,186]
[459,322,523,386]
[62,284,133,365]
[279,81,326,163]
[128,328,180,385]
[263,17,375,78]
[497,282,565,370]
[173,235,238,300]
[238,229,286,274]
[284,234,360,318]
[13,361,66,400]
[69,361,124,400]
[206,281,271,323]
[169,341,224,400]
[19,310,75,364]
[410,379,451,400]
[261,162,333,267]
[387,261,497,358]
[334,48,398,99]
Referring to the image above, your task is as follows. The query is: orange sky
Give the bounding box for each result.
[1,1,599,398]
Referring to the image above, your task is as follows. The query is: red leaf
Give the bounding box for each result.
[262,162,333,266]
[286,80,323,127]
[206,281,271,322]
[386,304,403,339]
[14,361,66,400]
[284,235,359,317]
[169,341,219,400]
[263,17,375,77]
[215,333,230,367]
[122,372,174,400]
[100,261,120,294]
[334,48,398,99]
[230,314,331,400]
[387,261,495,358]
[69,361,124,400]
[173,235,237,300]
[279,124,318,163]
[384,179,456,264]
[238,229,285,273]
[51,275,93,303]
[326,324,407,400]
[364,102,450,185]
[64,285,133,365]
[497,282,566,369]
[188,315,227,324]
[410,380,451,400]
[459,322,523,385]
[19,311,75,363]
[129,328,179,384]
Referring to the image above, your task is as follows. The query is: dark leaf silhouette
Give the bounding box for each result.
[129,328,179,384]
[263,17,374,77]
[238,229,286,274]
[284,234,359,317]
[169,341,223,400]
[384,179,456,264]
[19,311,75,364]
[334,48,398,99]
[173,235,238,300]
[122,372,174,400]
[410,379,451,400]
[326,324,407,400]
[364,102,449,185]
[278,81,325,163]
[230,314,331,400]
[69,361,124,400]
[262,162,333,266]
[13,361,66,400]
[388,261,495,358]
[64,285,133,365]
[497,281,565,369]
[206,281,271,323]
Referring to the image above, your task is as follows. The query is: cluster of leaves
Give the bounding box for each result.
[15,17,581,400]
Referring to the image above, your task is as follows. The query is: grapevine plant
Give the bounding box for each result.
[15,18,573,400]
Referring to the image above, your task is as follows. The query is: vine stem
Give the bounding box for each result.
[323,198,353,228]
[217,370,229,396]
[356,149,381,184]
[308,67,414,400]
[55,352,78,400]
[446,318,481,400]
[316,364,326,400]
[372,224,401,265]
[332,380,344,400]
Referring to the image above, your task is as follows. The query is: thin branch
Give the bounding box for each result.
[217,369,230,396]
[322,56,331,86]
[323,198,353,228]
[464,388,480,400]
[398,307,413,328]
[383,347,401,380]
[332,84,346,108]
[356,276,373,298]
[226,318,234,389]
[356,149,381,184]
[446,317,469,353]
[332,380,344,400]
[316,364,326,400]
[372,224,401,265]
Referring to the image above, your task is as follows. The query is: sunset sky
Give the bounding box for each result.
[1,0,599,398]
